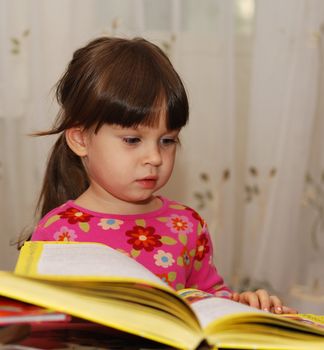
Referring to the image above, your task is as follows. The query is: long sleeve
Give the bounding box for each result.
[185,221,232,297]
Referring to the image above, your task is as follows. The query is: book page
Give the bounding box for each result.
[15,242,167,288]
[190,297,265,328]
[282,314,324,330]
[178,289,265,328]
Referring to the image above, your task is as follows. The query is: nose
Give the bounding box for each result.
[143,143,163,167]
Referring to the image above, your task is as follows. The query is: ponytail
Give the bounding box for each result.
[17,134,88,246]
[37,133,89,218]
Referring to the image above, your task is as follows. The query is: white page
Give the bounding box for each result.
[190,297,266,328]
[36,243,167,287]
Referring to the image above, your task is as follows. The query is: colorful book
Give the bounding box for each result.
[0,297,69,325]
[0,241,322,350]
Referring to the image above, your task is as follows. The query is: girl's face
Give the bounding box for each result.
[69,114,180,212]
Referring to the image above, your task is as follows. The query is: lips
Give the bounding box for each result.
[136,176,158,189]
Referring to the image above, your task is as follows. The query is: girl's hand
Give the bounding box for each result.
[231,289,297,314]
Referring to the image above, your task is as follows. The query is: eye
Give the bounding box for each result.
[160,137,179,146]
[122,137,141,145]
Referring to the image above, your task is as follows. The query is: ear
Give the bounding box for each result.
[65,127,89,157]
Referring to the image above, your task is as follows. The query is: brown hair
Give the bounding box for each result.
[21,36,189,244]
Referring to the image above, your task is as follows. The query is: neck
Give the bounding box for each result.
[74,189,162,215]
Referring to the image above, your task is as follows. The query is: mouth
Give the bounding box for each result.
[136,177,158,189]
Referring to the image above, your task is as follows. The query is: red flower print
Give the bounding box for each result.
[180,246,191,267]
[166,214,193,234]
[126,226,162,251]
[195,233,210,261]
[185,206,205,227]
[53,226,77,241]
[57,232,71,241]
[58,207,93,224]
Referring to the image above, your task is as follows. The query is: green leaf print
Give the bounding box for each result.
[168,272,176,282]
[169,204,186,210]
[194,260,202,271]
[177,257,184,266]
[197,222,203,235]
[135,219,146,227]
[156,217,168,223]
[131,249,141,258]
[160,236,177,245]
[44,215,60,228]
[78,222,90,232]
[178,233,187,245]
[189,249,196,257]
[176,283,185,290]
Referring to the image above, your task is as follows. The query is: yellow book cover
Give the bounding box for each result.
[0,241,323,350]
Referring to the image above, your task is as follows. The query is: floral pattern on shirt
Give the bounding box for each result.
[185,206,205,228]
[195,233,210,261]
[126,226,162,252]
[58,207,93,224]
[154,250,175,268]
[177,246,192,267]
[53,226,77,241]
[166,214,193,234]
[98,218,124,230]
[156,271,177,287]
[32,197,231,295]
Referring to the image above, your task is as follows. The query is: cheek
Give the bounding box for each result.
[163,150,177,170]
[87,148,134,179]
[84,147,113,175]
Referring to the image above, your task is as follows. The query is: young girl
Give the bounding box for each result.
[27,36,295,314]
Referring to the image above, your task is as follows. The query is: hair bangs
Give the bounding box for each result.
[90,80,166,132]
[91,88,189,133]
[84,38,189,132]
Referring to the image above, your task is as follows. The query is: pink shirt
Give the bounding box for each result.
[32,196,231,296]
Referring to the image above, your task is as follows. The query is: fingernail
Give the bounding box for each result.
[276,307,282,313]
[263,307,269,312]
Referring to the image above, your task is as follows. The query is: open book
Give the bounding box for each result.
[0,241,323,350]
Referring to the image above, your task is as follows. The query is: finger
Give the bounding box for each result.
[269,295,283,314]
[231,292,240,302]
[255,289,271,312]
[282,305,298,314]
[240,292,261,309]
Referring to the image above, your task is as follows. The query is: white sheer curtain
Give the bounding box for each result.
[237,0,324,313]
[0,0,323,312]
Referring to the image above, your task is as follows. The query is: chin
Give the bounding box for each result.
[135,193,157,204]
[136,196,156,204]
[118,194,152,204]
